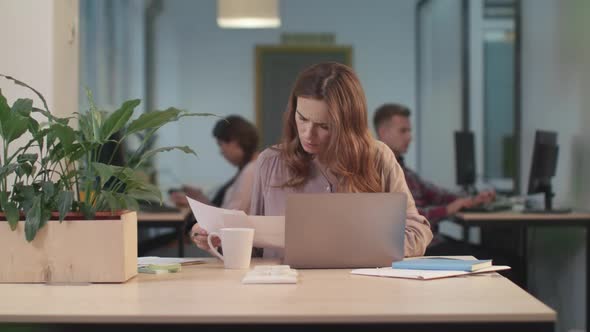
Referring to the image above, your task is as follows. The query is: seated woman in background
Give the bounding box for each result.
[191,62,433,257]
[171,115,259,217]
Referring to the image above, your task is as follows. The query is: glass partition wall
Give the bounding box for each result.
[416,0,520,195]
[481,0,519,194]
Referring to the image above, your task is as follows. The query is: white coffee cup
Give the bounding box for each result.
[207,228,255,269]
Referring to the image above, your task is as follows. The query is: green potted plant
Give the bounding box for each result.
[0,74,213,283]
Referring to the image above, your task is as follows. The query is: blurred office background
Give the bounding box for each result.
[1,0,590,331]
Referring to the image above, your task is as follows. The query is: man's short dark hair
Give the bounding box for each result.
[212,115,259,166]
[373,103,411,130]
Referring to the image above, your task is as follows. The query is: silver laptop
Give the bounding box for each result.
[283,193,407,269]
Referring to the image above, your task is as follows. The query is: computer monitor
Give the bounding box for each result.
[526,130,569,213]
[454,131,476,194]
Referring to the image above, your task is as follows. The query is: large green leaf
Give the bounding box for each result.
[0,191,8,209]
[0,164,18,178]
[138,182,161,194]
[129,182,162,202]
[4,202,19,231]
[11,98,33,117]
[101,99,140,141]
[178,111,219,119]
[121,168,144,185]
[16,184,36,211]
[126,108,181,136]
[91,162,119,187]
[28,118,40,138]
[100,191,120,213]
[1,110,29,144]
[9,116,29,143]
[67,143,87,162]
[14,153,35,175]
[45,127,57,148]
[128,189,162,203]
[15,164,33,177]
[0,90,10,136]
[17,153,38,164]
[41,181,55,197]
[77,111,94,142]
[121,195,139,212]
[56,191,74,222]
[136,146,197,168]
[24,196,42,242]
[98,166,137,185]
[90,110,103,143]
[50,123,76,153]
[47,142,65,162]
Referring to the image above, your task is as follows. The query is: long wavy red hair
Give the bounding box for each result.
[279,62,382,192]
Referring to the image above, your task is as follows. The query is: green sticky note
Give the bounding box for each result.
[138,263,181,274]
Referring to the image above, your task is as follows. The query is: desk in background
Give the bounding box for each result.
[0,258,555,331]
[137,209,190,257]
[454,211,590,329]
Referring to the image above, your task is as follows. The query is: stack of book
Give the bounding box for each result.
[391,257,492,272]
[351,257,510,280]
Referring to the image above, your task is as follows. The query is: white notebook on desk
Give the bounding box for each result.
[351,265,510,280]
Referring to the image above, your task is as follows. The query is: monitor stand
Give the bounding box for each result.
[522,186,572,214]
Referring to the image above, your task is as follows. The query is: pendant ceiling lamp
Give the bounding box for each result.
[217,0,281,29]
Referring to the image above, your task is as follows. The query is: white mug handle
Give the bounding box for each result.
[207,232,224,261]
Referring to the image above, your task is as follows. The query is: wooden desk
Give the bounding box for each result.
[137,209,190,257]
[0,259,555,331]
[454,211,590,328]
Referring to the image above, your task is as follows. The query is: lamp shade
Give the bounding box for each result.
[217,0,281,28]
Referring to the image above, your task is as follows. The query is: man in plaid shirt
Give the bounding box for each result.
[374,105,523,278]
[373,104,495,236]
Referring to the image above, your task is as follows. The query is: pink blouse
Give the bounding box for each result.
[249,140,433,257]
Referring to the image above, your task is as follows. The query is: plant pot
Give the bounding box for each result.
[0,211,137,283]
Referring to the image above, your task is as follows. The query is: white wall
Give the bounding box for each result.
[0,0,52,105]
[0,0,79,118]
[152,0,418,193]
[0,0,79,178]
[522,0,590,331]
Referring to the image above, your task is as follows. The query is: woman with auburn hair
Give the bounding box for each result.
[192,62,432,257]
[279,61,382,193]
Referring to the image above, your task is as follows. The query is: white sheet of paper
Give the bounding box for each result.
[186,196,246,233]
[351,265,511,280]
[186,197,285,249]
[249,216,284,248]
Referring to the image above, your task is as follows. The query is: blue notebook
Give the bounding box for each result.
[392,258,492,272]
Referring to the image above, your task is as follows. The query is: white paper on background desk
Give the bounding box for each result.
[351,265,511,280]
[187,197,285,248]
